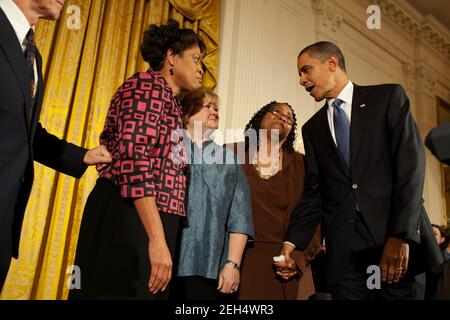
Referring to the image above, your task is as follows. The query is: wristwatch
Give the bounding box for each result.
[225,260,240,270]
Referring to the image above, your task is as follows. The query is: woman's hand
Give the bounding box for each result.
[134,197,172,295]
[148,239,172,294]
[217,263,240,294]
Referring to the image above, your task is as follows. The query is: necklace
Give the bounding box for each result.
[254,150,282,180]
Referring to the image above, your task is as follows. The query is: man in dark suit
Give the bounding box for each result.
[0,0,111,291]
[275,41,443,299]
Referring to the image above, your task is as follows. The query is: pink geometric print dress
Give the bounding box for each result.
[100,69,187,216]
[70,69,187,300]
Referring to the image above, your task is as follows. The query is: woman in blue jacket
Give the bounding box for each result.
[171,87,254,300]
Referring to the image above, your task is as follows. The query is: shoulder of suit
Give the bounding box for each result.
[359,84,408,106]
[358,83,405,94]
[301,107,325,132]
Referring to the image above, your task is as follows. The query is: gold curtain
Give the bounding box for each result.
[0,0,219,300]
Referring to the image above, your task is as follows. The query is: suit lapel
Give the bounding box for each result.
[350,85,368,167]
[0,8,32,134]
[315,104,349,177]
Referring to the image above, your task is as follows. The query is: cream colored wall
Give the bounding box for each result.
[216,0,318,147]
[216,0,450,224]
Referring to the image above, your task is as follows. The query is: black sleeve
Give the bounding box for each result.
[33,122,88,178]
[386,84,424,243]
[285,125,323,249]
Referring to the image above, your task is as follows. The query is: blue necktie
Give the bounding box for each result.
[333,99,361,213]
[333,98,350,168]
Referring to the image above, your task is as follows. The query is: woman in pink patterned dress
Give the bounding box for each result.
[70,20,205,300]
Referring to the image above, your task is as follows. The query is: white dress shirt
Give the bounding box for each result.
[0,0,38,93]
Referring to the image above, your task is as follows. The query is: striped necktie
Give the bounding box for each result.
[24,28,36,122]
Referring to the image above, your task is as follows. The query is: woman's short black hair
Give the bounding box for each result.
[244,101,297,153]
[140,19,206,70]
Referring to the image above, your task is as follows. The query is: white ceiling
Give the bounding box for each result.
[407,0,450,31]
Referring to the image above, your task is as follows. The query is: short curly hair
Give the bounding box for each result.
[140,19,206,70]
[244,101,297,153]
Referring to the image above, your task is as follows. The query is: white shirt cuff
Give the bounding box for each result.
[283,241,296,250]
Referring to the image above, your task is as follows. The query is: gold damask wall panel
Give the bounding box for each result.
[169,0,219,87]
[126,0,147,77]
[1,0,219,300]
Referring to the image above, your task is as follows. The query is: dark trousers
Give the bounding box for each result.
[171,276,220,300]
[0,218,13,292]
[329,212,425,300]
[69,179,180,300]
[0,203,14,292]
[0,245,11,292]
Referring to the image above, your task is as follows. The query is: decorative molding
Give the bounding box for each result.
[377,0,421,36]
[416,64,437,94]
[401,62,417,90]
[311,0,343,33]
[401,62,437,94]
[376,0,450,59]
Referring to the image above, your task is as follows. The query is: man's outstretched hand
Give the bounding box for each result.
[83,145,112,171]
[274,243,299,280]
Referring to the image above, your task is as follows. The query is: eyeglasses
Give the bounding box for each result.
[269,108,293,125]
[192,55,202,65]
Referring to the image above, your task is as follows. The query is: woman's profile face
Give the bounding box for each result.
[260,103,293,141]
[173,45,204,91]
[433,226,445,245]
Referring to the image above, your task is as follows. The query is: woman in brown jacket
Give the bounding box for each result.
[234,101,322,300]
